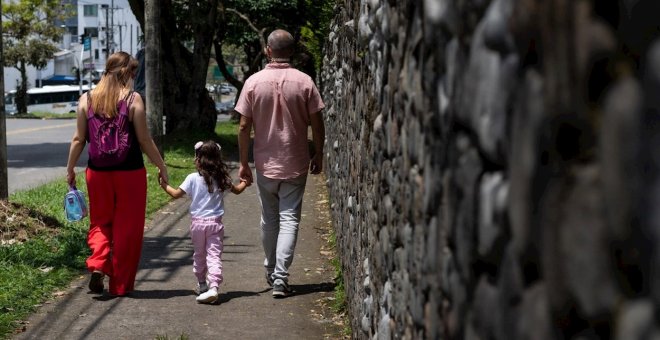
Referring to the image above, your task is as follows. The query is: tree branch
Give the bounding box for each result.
[225,8,266,51]
[213,39,242,90]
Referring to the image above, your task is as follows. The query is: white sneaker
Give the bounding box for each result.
[196,282,209,295]
[196,287,218,304]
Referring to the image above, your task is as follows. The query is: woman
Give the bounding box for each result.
[66,51,168,297]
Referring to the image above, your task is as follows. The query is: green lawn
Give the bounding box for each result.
[0,120,239,339]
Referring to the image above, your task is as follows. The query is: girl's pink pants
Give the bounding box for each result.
[190,216,224,289]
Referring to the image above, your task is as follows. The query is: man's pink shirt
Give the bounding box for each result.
[234,63,325,179]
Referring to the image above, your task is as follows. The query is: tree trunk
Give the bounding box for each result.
[213,41,242,92]
[128,0,218,135]
[0,5,7,199]
[145,0,163,153]
[17,61,28,114]
[177,1,218,132]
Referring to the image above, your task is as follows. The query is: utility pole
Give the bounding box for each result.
[0,4,7,199]
[110,0,114,53]
[79,34,85,96]
[118,23,123,52]
[102,4,109,60]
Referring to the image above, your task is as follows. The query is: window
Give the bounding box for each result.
[83,5,97,17]
[83,27,99,38]
[28,91,79,105]
[84,27,99,38]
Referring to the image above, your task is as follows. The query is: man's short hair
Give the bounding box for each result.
[267,29,295,53]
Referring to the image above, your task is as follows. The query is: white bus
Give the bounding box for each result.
[5,85,93,115]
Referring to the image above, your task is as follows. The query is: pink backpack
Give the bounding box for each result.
[86,91,135,167]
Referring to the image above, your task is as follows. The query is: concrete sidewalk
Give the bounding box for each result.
[12,174,341,339]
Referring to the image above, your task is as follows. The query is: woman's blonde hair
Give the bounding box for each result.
[91,51,138,117]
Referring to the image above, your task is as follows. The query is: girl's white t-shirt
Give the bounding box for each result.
[179,172,226,218]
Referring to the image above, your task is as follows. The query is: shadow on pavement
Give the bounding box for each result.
[217,289,270,304]
[290,281,336,297]
[127,289,196,300]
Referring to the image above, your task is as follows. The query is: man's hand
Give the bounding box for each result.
[239,164,253,185]
[309,154,323,175]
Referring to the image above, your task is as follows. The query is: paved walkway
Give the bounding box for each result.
[13,174,341,340]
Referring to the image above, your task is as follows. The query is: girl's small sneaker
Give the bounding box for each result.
[196,287,218,304]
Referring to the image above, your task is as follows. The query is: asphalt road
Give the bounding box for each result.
[6,112,232,195]
[5,118,86,194]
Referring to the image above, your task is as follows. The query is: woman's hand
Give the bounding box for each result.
[158,173,168,189]
[66,168,76,187]
[158,167,169,187]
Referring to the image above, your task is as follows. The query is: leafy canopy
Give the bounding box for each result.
[2,0,68,70]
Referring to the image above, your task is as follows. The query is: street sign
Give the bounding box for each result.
[83,37,91,51]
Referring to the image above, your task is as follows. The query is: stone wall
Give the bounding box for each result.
[320,0,660,338]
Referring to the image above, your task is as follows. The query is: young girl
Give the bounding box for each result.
[160,140,248,304]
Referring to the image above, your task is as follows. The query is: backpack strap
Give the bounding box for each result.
[85,91,94,118]
[121,91,135,116]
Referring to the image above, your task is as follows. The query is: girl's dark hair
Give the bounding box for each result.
[194,140,232,193]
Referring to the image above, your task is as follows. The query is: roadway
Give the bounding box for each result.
[5,118,85,194]
[5,110,233,194]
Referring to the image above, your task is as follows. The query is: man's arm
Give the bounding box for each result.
[238,114,254,184]
[309,110,325,174]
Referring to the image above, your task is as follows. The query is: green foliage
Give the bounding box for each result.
[168,1,218,45]
[299,0,336,73]
[224,0,302,45]
[154,333,189,340]
[2,0,69,68]
[216,0,336,77]
[2,0,70,114]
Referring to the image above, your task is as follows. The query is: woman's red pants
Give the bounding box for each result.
[85,167,147,296]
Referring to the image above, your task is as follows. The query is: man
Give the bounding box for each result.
[235,29,325,298]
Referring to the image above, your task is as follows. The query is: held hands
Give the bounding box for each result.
[158,168,169,189]
[158,176,167,189]
[238,164,253,186]
[158,170,169,190]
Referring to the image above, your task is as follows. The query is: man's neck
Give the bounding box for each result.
[271,57,290,63]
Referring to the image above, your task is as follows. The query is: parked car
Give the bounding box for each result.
[215,100,234,114]
[219,84,234,94]
[207,83,234,95]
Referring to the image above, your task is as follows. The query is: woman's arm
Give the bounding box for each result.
[131,93,169,184]
[66,94,89,186]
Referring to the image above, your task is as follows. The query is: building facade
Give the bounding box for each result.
[3,0,142,91]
